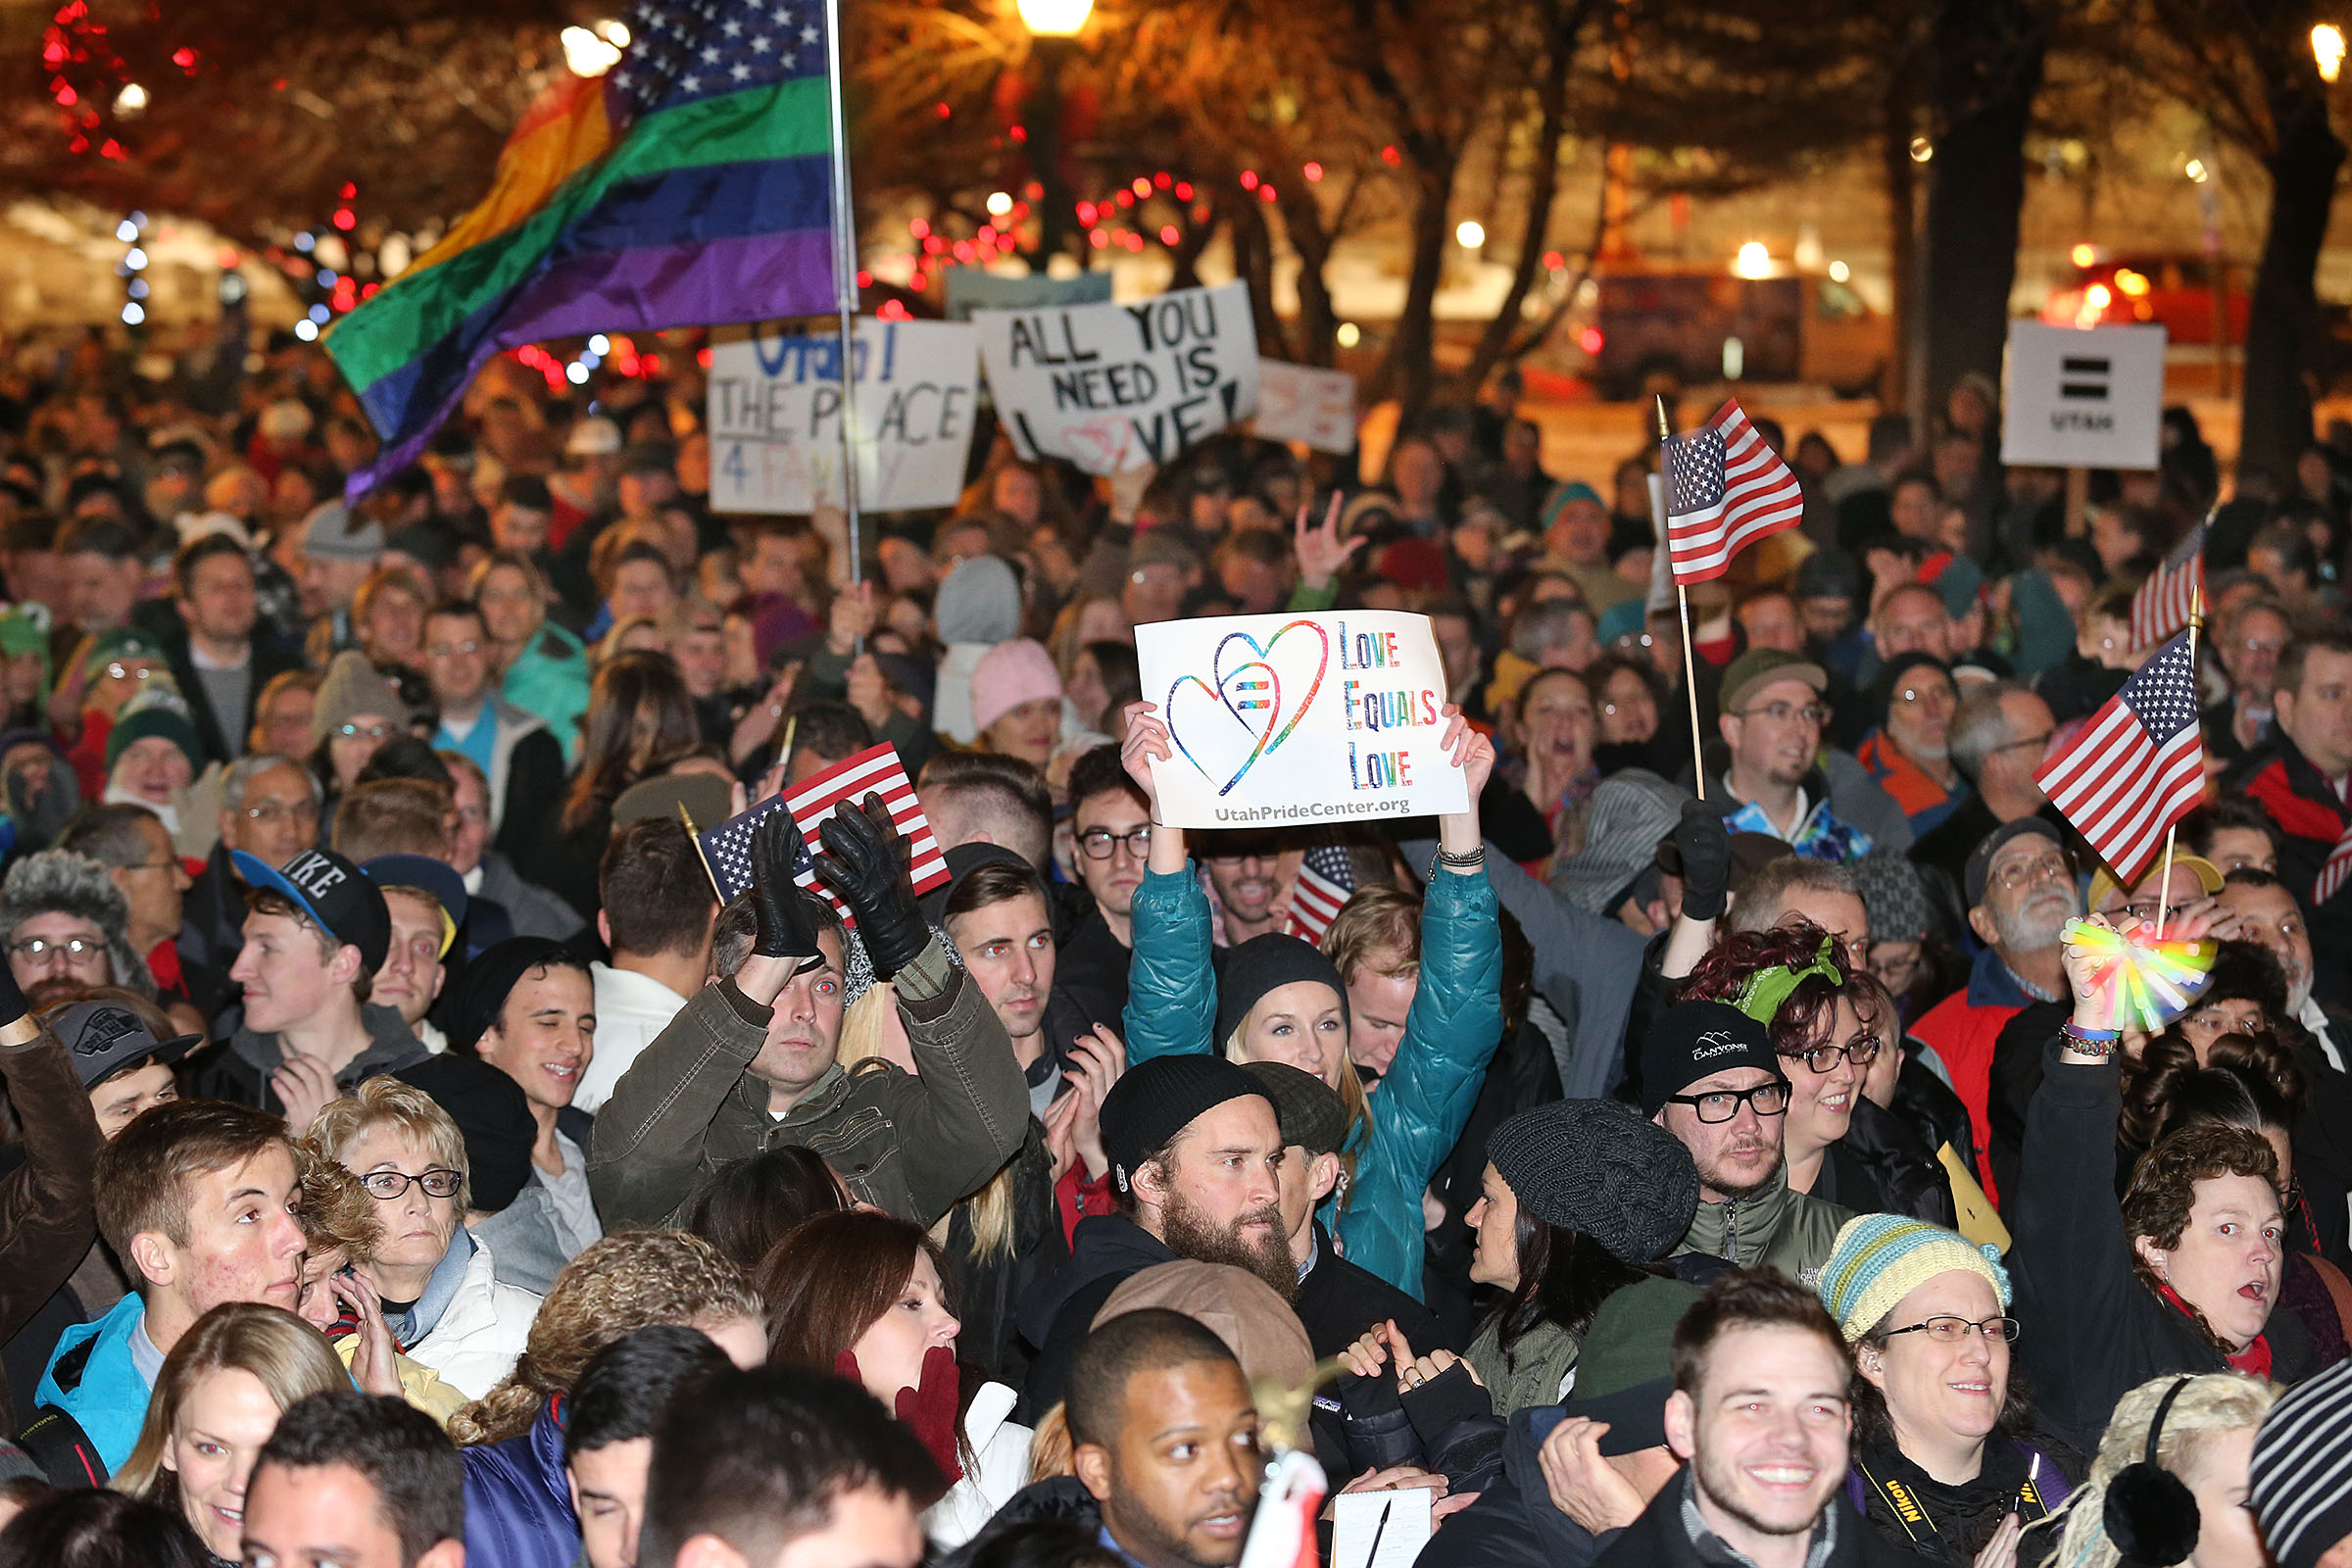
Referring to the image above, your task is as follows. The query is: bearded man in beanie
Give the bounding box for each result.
[0,847,157,1008]
[1641,1002,1851,1281]
[1014,1054,1288,1421]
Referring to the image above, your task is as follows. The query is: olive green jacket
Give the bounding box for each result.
[1672,1167,1852,1286]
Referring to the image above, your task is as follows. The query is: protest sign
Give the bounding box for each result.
[2000,321,2166,470]
[972,280,1259,474]
[943,266,1112,321]
[707,318,978,514]
[1253,361,1357,454]
[1135,611,1468,828]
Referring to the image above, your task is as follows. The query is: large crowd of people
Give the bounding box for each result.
[0,324,2351,1568]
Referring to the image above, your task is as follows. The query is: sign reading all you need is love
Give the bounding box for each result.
[1135,611,1469,828]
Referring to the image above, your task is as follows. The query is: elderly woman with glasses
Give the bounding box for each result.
[1817,1216,2083,1567]
[1679,919,1958,1226]
[307,1076,542,1400]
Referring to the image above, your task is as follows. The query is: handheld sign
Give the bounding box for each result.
[1135,611,1467,829]
[1999,321,2166,471]
[973,281,1259,475]
[1254,361,1358,454]
[707,318,978,514]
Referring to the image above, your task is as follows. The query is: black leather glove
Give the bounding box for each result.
[813,794,930,979]
[1675,798,1732,922]
[750,810,822,963]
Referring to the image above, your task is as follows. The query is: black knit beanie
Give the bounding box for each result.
[391,1054,534,1213]
[1638,1002,1783,1116]
[1099,1054,1277,1194]
[1213,933,1349,1049]
[1485,1099,1701,1263]
[444,937,580,1055]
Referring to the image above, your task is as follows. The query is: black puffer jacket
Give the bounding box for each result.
[1815,1098,1957,1227]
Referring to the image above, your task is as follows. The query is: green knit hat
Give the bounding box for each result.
[1817,1213,2010,1344]
[79,626,163,685]
[107,704,202,775]
[1562,1276,1703,1454]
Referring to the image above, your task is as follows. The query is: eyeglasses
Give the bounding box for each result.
[1737,702,1831,726]
[1663,1082,1790,1123]
[335,722,393,741]
[2233,637,2288,658]
[2182,1009,2264,1038]
[9,936,99,964]
[243,799,321,825]
[359,1168,463,1201]
[2118,898,2190,924]
[1883,1315,2021,1345]
[1993,852,2072,891]
[121,859,181,875]
[1786,1035,1882,1073]
[1895,685,1953,707]
[1077,826,1152,860]
[425,639,480,659]
[103,662,152,683]
[1990,730,2056,759]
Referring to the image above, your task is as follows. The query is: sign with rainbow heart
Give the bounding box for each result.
[1135,611,1468,828]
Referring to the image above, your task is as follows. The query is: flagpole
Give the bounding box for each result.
[1657,395,1705,801]
[2153,588,2205,942]
[680,804,725,905]
[820,0,863,595]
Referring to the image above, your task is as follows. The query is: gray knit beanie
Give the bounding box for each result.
[0,849,156,1000]
[1852,847,1932,946]
[1548,768,1691,914]
[1484,1098,1700,1263]
[933,556,1022,645]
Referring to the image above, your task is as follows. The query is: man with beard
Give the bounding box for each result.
[1905,681,2058,900]
[1014,1054,1289,1419]
[1909,819,2076,1203]
[1713,651,1900,864]
[1643,1003,1849,1279]
[1593,1270,1892,1568]
[1069,1310,1263,1568]
[1853,655,1964,837]
[1194,831,1286,945]
[0,847,155,1010]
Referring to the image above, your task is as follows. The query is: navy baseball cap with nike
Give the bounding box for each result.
[231,847,392,974]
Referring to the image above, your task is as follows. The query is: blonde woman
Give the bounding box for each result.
[291,1139,467,1425]
[308,1078,541,1399]
[2048,1372,2278,1568]
[110,1303,349,1566]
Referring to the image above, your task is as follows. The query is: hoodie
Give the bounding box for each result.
[30,1293,150,1477]
[179,1004,430,1117]
[1012,1213,1176,1421]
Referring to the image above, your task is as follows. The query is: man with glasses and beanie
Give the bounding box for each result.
[1643,1001,1850,1280]
[1713,649,1905,865]
[182,846,428,1128]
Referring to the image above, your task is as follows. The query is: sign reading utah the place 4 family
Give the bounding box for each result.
[1135,611,1468,829]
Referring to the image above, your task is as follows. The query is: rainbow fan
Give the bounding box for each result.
[2060,918,2219,1033]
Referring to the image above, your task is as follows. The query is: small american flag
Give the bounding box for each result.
[2316,821,2352,906]
[691,794,794,905]
[1662,400,1806,585]
[2034,631,2206,886]
[1285,846,1355,944]
[783,743,950,917]
[2129,524,2206,650]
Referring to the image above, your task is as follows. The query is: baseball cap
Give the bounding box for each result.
[1719,649,1829,717]
[1638,1002,1785,1117]
[49,999,199,1089]
[1962,817,2067,908]
[360,854,468,958]
[1239,1061,1349,1157]
[231,847,391,974]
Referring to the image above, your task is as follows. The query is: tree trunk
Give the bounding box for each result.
[2240,38,2345,486]
[1920,0,2045,421]
[1230,198,1295,362]
[1881,82,1917,415]
[1365,150,1458,430]
[1280,184,1343,369]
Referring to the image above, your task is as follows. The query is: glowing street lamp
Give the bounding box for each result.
[1018,0,1094,36]
[1019,0,1096,262]
[2317,23,2345,82]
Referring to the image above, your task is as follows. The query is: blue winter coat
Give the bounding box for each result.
[1122,863,1503,1295]
[31,1293,151,1475]
[462,1396,578,1568]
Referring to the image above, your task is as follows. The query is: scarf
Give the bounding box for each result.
[2156,1283,2273,1377]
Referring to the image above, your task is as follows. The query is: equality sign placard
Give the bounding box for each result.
[1135,611,1468,829]
[973,281,1259,475]
[2000,321,2167,471]
[1254,361,1358,454]
[707,318,978,514]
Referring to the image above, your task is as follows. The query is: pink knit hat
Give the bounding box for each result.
[969,638,1063,734]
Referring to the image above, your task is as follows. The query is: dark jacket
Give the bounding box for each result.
[1846,1433,2079,1567]
[2227,730,2352,1007]
[588,940,1029,1231]
[1054,909,1131,1033]
[1814,1099,1956,1228]
[462,1396,577,1568]
[938,1476,1101,1568]
[0,1021,103,1431]
[1597,1471,1913,1568]
[1418,1405,1615,1568]
[942,1118,1068,1391]
[179,1004,431,1115]
[159,625,303,767]
[1013,1213,1176,1421]
[1296,1222,1451,1473]
[2011,1037,2319,1454]
[178,841,248,1026]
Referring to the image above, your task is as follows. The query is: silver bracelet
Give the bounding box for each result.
[1433,847,1486,875]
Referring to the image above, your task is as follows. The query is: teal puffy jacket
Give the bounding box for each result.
[1122,862,1503,1296]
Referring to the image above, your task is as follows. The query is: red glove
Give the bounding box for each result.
[895,1344,964,1487]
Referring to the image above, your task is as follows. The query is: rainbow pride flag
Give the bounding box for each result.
[327,0,840,493]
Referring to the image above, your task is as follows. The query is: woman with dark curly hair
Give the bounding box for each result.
[1678,919,1956,1225]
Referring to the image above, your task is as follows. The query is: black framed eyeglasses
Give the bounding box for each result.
[1077,826,1152,860]
[359,1168,463,1201]
[1786,1035,1882,1074]
[1883,1315,2020,1345]
[1662,1082,1790,1123]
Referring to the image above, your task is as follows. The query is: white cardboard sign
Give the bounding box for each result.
[707,318,978,514]
[1999,321,2167,471]
[1135,611,1467,828]
[1254,361,1358,453]
[973,281,1259,475]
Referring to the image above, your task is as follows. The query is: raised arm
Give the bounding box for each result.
[1118,701,1217,1062]
[0,964,101,1349]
